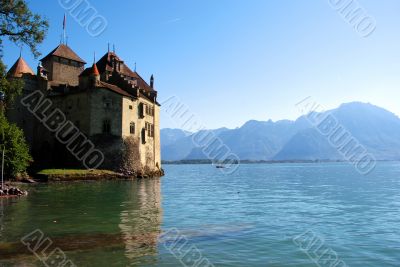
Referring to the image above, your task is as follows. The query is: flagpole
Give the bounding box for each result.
[63,14,66,44]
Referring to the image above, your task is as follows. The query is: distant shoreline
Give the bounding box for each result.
[162,159,397,165]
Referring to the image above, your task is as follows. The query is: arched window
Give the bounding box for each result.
[102,120,111,134]
[130,122,135,134]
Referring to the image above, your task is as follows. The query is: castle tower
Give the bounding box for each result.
[90,62,100,85]
[6,55,36,92]
[6,56,37,146]
[7,56,34,78]
[40,44,86,86]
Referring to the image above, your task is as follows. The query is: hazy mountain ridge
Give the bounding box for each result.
[161,102,400,161]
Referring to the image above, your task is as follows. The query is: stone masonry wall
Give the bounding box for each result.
[42,57,83,86]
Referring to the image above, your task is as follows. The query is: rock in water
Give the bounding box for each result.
[0,185,28,197]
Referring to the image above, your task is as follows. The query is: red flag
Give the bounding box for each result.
[63,14,66,30]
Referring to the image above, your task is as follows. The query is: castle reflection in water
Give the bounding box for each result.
[0,179,163,266]
[119,178,162,263]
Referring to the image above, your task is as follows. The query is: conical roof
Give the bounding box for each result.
[92,63,99,76]
[7,56,35,78]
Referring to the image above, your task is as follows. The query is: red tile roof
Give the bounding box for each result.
[79,64,100,77]
[92,63,100,76]
[96,52,153,91]
[131,71,153,91]
[79,67,91,77]
[41,44,86,63]
[98,81,133,97]
[7,57,35,77]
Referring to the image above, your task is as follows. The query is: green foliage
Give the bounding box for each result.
[0,59,23,107]
[0,0,48,58]
[0,113,31,177]
[0,0,49,177]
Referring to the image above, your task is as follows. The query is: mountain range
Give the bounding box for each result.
[161,102,400,161]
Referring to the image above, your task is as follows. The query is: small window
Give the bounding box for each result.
[144,105,155,117]
[103,120,111,134]
[138,103,144,118]
[145,122,154,137]
[130,122,135,134]
[129,105,133,110]
[141,128,146,144]
[104,98,112,109]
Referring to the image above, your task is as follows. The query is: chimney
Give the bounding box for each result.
[113,57,117,73]
[37,63,42,77]
[150,74,154,89]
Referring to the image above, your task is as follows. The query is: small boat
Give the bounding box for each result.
[215,165,225,169]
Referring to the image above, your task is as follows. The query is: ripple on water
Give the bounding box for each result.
[1,163,400,266]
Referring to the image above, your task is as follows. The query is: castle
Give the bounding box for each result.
[6,43,161,175]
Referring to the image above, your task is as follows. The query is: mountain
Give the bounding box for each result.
[161,128,229,161]
[161,102,400,161]
[275,102,400,160]
[160,128,190,147]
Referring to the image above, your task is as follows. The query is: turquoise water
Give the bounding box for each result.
[1,162,400,266]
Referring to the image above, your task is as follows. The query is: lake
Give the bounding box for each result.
[0,162,399,266]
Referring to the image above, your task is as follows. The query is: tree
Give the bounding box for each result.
[0,113,31,177]
[0,0,48,177]
[0,60,23,108]
[0,0,48,58]
[0,0,48,106]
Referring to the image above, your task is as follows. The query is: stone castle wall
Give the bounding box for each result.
[88,89,123,136]
[7,49,161,177]
[42,57,83,86]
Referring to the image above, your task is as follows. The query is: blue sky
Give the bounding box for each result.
[3,0,400,129]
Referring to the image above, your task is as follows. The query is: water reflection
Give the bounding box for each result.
[0,179,163,266]
[119,178,162,264]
